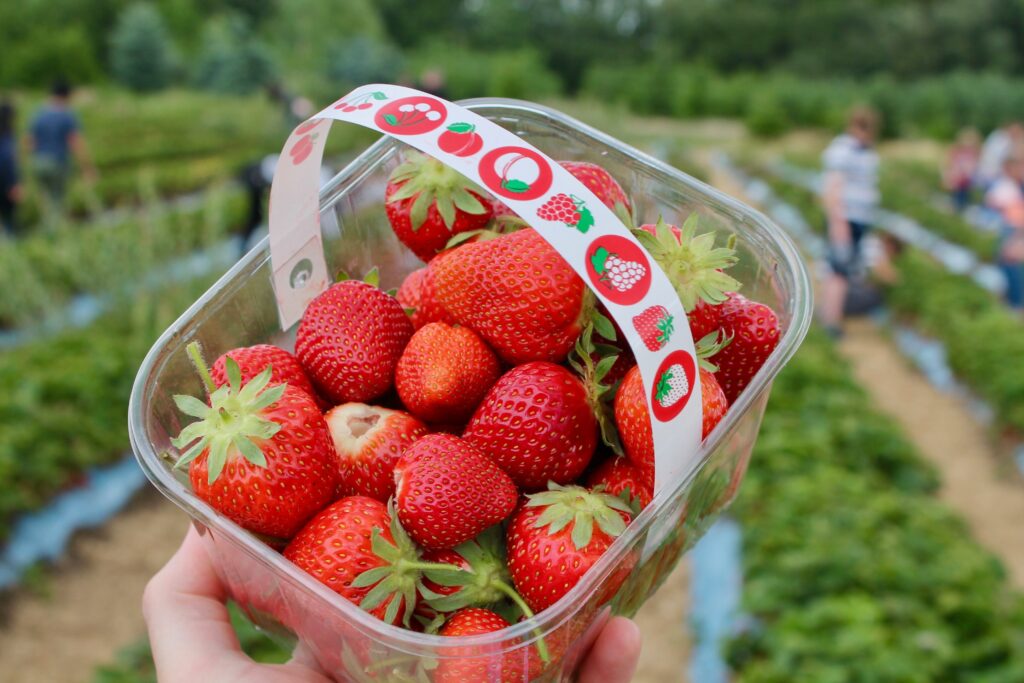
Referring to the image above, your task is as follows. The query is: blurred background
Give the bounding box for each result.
[2,1,1024,681]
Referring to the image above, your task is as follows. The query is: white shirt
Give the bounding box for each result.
[978,129,1012,186]
[822,133,879,225]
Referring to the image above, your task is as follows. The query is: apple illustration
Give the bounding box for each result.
[437,122,484,157]
[289,134,315,165]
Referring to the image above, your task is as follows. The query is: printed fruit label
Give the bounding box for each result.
[650,350,696,422]
[633,305,674,351]
[537,193,594,233]
[477,146,554,200]
[585,235,652,305]
[375,96,447,135]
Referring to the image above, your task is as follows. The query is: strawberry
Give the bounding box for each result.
[713,293,780,402]
[395,322,501,424]
[394,434,518,550]
[283,496,464,627]
[559,160,632,221]
[635,216,740,313]
[171,344,337,539]
[210,344,324,407]
[632,305,675,352]
[432,229,586,365]
[295,279,413,404]
[688,298,723,341]
[463,361,598,491]
[699,364,730,440]
[385,151,492,262]
[506,484,634,613]
[586,456,654,512]
[397,266,452,330]
[325,402,428,502]
[435,609,520,683]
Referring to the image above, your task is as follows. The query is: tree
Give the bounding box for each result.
[110,3,176,92]
[192,14,275,94]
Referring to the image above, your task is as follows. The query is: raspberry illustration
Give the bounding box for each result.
[591,247,646,293]
[537,193,594,233]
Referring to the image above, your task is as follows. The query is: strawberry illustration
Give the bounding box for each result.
[295,278,413,404]
[590,246,646,293]
[210,344,324,408]
[464,361,598,491]
[432,229,587,365]
[394,434,518,550]
[586,456,654,513]
[437,122,484,157]
[385,151,492,262]
[537,193,594,233]
[289,134,315,165]
[559,160,633,220]
[713,293,781,402]
[325,403,429,502]
[284,496,464,627]
[395,322,501,424]
[654,363,689,409]
[171,344,338,539]
[506,484,635,613]
[632,305,675,351]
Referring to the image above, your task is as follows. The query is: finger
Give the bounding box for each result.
[577,617,642,683]
[143,525,251,681]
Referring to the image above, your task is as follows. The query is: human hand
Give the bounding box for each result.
[145,527,642,683]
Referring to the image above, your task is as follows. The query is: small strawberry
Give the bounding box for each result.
[435,609,519,683]
[632,305,675,352]
[464,361,598,491]
[210,344,324,408]
[396,322,501,424]
[432,229,587,364]
[386,151,493,262]
[586,456,654,512]
[296,278,414,405]
[713,293,780,402]
[325,402,428,502]
[559,160,632,221]
[506,484,635,613]
[635,215,740,313]
[284,496,464,627]
[171,343,337,539]
[394,434,518,550]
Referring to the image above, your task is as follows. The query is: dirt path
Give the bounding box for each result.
[0,492,185,682]
[838,320,1024,587]
[634,560,691,682]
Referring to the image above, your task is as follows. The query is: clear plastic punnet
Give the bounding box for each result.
[129,96,812,682]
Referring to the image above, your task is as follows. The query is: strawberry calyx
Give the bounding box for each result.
[633,214,740,312]
[171,342,286,485]
[420,527,513,613]
[695,329,733,372]
[526,483,634,550]
[353,501,465,628]
[387,151,489,232]
[569,321,623,455]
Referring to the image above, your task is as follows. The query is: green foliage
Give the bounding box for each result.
[192,14,276,94]
[325,36,404,88]
[110,4,177,92]
[727,328,1024,682]
[0,25,104,87]
[408,43,562,100]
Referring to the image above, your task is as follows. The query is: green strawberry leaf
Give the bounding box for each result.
[447,122,474,133]
[436,196,456,229]
[363,266,380,288]
[590,246,610,275]
[576,207,595,233]
[592,311,617,341]
[383,113,398,126]
[173,394,211,419]
[451,187,487,214]
[501,178,530,194]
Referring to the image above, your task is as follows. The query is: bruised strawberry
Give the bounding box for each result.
[386,151,492,262]
[432,229,586,365]
[506,484,634,613]
[586,456,654,512]
[296,279,413,404]
[325,403,428,502]
[464,362,598,491]
[396,322,501,424]
[559,160,632,219]
[713,293,780,402]
[210,344,323,407]
[394,434,518,550]
[171,346,337,539]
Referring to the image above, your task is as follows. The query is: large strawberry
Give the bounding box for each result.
[296,278,413,404]
[559,160,632,221]
[394,434,518,550]
[396,265,454,330]
[586,456,654,512]
[396,322,501,424]
[210,344,322,407]
[506,484,634,613]
[713,293,780,402]
[171,344,337,539]
[386,151,493,262]
[463,361,598,491]
[325,402,428,502]
[283,496,463,627]
[432,228,586,365]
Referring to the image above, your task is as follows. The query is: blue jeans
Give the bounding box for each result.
[1000,226,1024,309]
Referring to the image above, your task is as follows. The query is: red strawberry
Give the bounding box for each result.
[506,484,634,613]
[586,456,654,512]
[435,609,520,683]
[397,253,458,330]
[296,279,413,404]
[396,322,501,424]
[632,305,675,352]
[432,229,586,365]
[386,151,492,262]
[210,344,323,407]
[463,361,598,491]
[635,216,740,314]
[171,346,337,539]
[325,403,428,502]
[284,496,464,627]
[394,434,518,550]
[714,293,780,402]
[688,298,723,341]
[699,366,729,440]
[559,160,632,219]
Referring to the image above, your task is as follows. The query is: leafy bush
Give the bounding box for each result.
[193,14,276,95]
[110,3,176,92]
[408,43,562,101]
[325,36,404,88]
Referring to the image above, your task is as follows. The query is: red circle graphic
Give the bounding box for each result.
[650,350,697,422]
[584,235,652,306]
[375,97,447,135]
[477,146,554,201]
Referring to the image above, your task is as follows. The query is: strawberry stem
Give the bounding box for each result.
[492,580,550,663]
[186,341,217,397]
